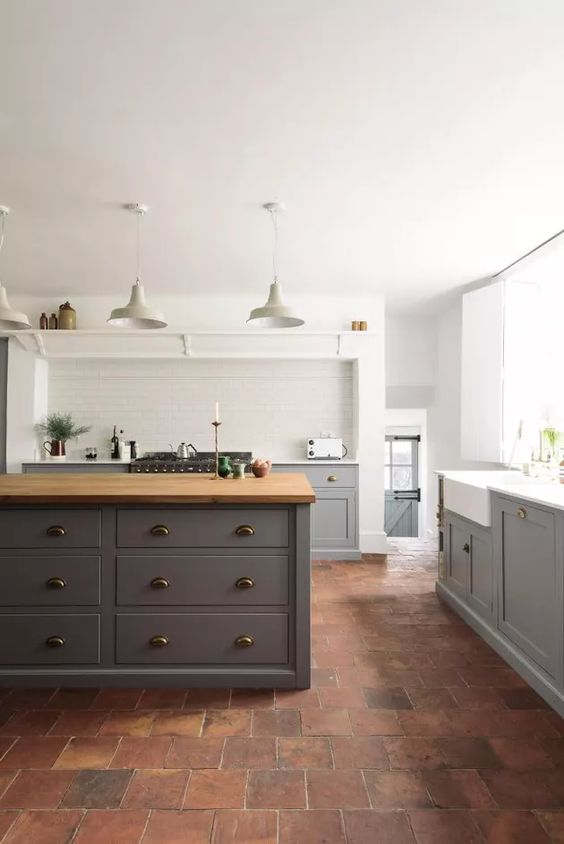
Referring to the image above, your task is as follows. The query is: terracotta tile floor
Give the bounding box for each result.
[0,540,560,842]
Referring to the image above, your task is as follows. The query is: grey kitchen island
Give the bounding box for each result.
[0,472,314,689]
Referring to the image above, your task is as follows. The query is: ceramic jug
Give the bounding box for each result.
[217,456,232,478]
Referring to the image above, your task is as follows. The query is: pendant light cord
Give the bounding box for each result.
[135,209,142,284]
[270,208,279,283]
[0,212,6,259]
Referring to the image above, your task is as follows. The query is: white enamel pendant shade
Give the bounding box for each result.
[107,279,167,329]
[247,281,304,328]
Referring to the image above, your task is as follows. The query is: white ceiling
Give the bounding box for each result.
[1,0,564,312]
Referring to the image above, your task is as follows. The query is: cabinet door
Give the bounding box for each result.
[498,500,558,678]
[312,489,355,549]
[468,525,494,622]
[445,515,469,598]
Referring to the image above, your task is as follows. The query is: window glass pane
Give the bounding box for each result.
[392,466,412,490]
[384,467,391,489]
[391,441,412,465]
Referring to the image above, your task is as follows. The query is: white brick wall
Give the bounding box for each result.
[48,359,354,460]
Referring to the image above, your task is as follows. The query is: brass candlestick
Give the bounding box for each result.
[211,420,222,479]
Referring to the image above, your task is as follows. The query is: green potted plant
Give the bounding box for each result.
[543,427,561,463]
[36,412,91,459]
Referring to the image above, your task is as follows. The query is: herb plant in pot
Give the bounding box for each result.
[36,413,91,460]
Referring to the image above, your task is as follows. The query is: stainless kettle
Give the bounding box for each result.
[170,442,197,459]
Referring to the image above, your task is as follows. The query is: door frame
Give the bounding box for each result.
[385,410,427,538]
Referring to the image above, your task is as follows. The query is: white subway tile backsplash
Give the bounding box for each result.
[48,359,354,460]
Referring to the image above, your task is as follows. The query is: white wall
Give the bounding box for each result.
[6,340,48,471]
[385,315,435,408]
[48,358,354,460]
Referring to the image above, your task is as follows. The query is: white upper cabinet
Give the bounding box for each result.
[461,280,538,463]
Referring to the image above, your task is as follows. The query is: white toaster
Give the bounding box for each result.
[306,437,346,460]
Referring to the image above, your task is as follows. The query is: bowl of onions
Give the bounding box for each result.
[251,458,272,478]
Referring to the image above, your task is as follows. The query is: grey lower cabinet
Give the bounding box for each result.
[438,495,564,716]
[0,503,311,689]
[273,464,360,559]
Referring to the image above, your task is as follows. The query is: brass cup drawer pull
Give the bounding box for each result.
[150,577,170,590]
[517,507,527,519]
[46,576,66,589]
[235,576,255,589]
[46,525,66,537]
[463,543,470,553]
[45,635,65,648]
[327,475,338,482]
[235,525,255,537]
[234,634,254,648]
[150,524,170,537]
[149,635,169,647]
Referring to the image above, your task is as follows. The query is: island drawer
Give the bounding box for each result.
[116,612,289,664]
[116,555,289,606]
[0,509,101,549]
[274,464,357,488]
[0,614,100,664]
[0,556,101,606]
[116,508,289,548]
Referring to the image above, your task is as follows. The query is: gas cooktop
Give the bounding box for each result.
[130,451,252,473]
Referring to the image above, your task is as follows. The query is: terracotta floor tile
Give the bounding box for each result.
[89,689,142,711]
[165,737,224,769]
[0,739,16,763]
[508,710,561,738]
[344,809,416,844]
[384,737,445,770]
[4,688,55,708]
[230,689,275,709]
[110,736,171,769]
[74,809,149,844]
[3,809,83,844]
[423,769,495,808]
[99,711,156,737]
[543,737,564,767]
[0,710,59,736]
[0,811,17,840]
[150,710,204,736]
[202,710,251,737]
[280,809,345,844]
[61,769,132,809]
[459,667,526,688]
[142,809,214,844]
[301,708,351,736]
[184,769,246,809]
[137,688,188,710]
[275,688,320,708]
[279,737,333,769]
[397,711,453,737]
[489,737,555,770]
[537,811,564,842]
[363,769,430,809]
[307,769,369,808]
[246,769,306,809]
[184,688,231,709]
[449,687,507,710]
[0,771,16,799]
[332,736,388,769]
[474,810,553,843]
[221,737,276,769]
[49,710,107,737]
[435,737,498,769]
[363,686,413,710]
[319,687,367,708]
[122,768,188,809]
[0,737,68,769]
[408,809,483,843]
[252,709,301,737]
[350,709,402,736]
[312,669,339,687]
[405,688,457,710]
[213,809,277,843]
[0,769,74,809]
[480,770,561,809]
[54,737,119,769]
[496,687,551,710]
[46,689,100,710]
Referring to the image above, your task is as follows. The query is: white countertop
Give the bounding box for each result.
[273,458,359,465]
[488,481,564,511]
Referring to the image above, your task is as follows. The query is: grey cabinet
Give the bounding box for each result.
[495,498,561,681]
[444,510,493,621]
[273,463,360,559]
[22,463,130,473]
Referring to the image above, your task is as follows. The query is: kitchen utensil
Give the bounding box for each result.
[170,442,197,459]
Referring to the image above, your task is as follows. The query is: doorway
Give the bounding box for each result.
[384,434,420,537]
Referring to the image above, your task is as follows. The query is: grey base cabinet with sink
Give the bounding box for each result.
[274,464,360,559]
[0,503,311,689]
[437,495,564,715]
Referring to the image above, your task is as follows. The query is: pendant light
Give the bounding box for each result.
[247,202,304,328]
[0,207,31,330]
[107,203,167,329]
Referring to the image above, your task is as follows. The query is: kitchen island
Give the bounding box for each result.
[0,473,314,689]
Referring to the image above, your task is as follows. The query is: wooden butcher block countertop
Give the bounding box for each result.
[0,472,316,504]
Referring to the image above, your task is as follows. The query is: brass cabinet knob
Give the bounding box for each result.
[235,576,255,589]
[150,577,170,589]
[150,524,170,536]
[46,577,66,589]
[149,635,169,647]
[45,635,65,648]
[463,543,470,553]
[327,475,338,482]
[234,634,254,648]
[517,507,527,519]
[46,525,66,537]
[235,525,255,537]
